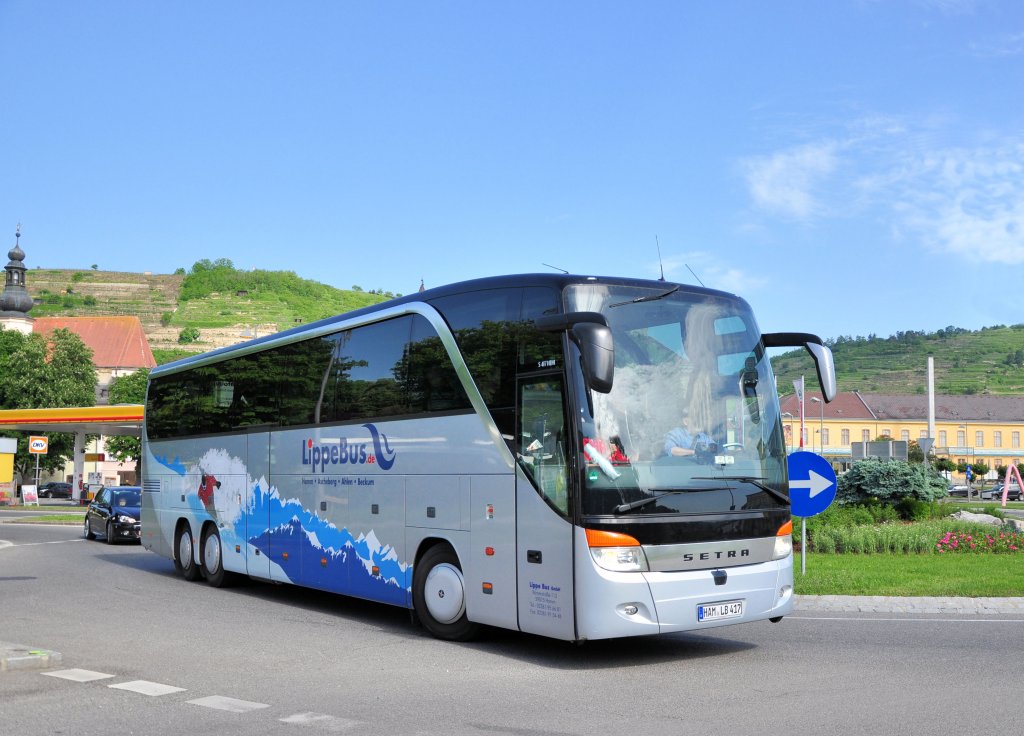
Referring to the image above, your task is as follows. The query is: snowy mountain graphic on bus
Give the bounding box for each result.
[240,481,411,607]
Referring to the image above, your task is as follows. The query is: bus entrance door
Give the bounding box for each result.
[515,375,575,640]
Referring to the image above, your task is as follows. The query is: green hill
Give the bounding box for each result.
[26,260,392,362]
[771,325,1024,397]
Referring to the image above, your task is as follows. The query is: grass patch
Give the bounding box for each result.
[794,552,1024,596]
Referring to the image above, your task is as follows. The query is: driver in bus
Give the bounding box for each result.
[663,409,715,457]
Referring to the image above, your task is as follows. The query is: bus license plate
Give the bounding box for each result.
[697,600,744,622]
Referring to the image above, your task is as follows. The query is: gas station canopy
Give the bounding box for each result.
[0,405,144,437]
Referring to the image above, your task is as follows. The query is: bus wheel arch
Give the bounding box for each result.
[200,523,235,588]
[412,540,480,642]
[173,519,202,582]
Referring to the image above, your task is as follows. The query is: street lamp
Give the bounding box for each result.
[810,396,824,456]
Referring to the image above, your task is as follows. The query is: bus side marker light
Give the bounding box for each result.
[321,557,328,567]
[485,547,495,556]
[482,582,493,595]
[371,566,380,576]
[282,552,289,561]
[235,545,241,554]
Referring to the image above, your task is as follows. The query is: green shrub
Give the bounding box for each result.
[160,312,173,327]
[177,326,201,344]
[83,295,97,306]
[836,459,947,505]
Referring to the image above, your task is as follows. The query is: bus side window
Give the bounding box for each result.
[518,376,569,515]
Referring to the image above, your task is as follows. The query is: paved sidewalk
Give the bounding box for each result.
[795,595,1024,615]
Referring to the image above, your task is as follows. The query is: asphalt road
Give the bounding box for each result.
[1,522,1021,736]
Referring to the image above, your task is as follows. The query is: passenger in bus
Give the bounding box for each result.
[663,410,715,457]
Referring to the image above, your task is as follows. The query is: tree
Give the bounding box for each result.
[0,329,97,479]
[104,369,149,465]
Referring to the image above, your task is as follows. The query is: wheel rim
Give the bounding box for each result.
[178,530,193,568]
[203,531,222,574]
[423,563,466,624]
[84,519,90,536]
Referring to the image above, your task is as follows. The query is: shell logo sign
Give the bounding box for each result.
[28,436,48,454]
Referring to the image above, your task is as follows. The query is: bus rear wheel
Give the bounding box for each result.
[174,524,202,582]
[200,526,235,588]
[413,545,480,641]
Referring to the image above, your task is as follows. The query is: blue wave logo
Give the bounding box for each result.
[363,423,397,470]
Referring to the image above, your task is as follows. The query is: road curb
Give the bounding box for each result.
[0,641,63,672]
[795,595,1024,615]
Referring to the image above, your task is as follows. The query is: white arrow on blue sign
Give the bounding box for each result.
[787,451,837,518]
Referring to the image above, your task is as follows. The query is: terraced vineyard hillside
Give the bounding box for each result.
[25,264,389,356]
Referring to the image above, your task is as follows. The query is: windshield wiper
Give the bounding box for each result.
[614,485,729,514]
[693,476,790,506]
[609,284,680,308]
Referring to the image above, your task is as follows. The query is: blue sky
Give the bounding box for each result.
[2,1,1022,341]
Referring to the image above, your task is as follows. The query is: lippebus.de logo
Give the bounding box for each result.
[301,423,397,472]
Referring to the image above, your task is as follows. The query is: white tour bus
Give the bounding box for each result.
[141,274,836,642]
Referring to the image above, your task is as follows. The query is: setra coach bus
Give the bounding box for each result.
[141,273,835,642]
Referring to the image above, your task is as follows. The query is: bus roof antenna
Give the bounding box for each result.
[542,263,569,274]
[685,263,705,287]
[655,236,665,281]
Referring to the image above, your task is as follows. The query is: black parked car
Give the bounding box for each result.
[979,484,1022,502]
[83,486,142,544]
[38,481,72,499]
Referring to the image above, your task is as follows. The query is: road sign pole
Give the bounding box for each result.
[801,518,807,576]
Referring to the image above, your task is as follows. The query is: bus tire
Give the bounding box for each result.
[200,526,235,588]
[413,544,479,642]
[174,523,202,582]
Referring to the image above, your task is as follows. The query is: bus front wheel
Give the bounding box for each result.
[413,545,480,641]
[174,524,202,582]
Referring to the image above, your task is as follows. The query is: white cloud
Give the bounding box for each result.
[743,119,1024,265]
[898,143,1024,264]
[742,142,839,220]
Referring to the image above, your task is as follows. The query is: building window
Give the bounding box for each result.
[976,431,984,448]
[919,429,927,439]
[862,429,870,442]
[994,431,1003,448]
[822,428,830,447]
[1013,432,1020,449]
[900,430,910,441]
[957,430,966,446]
[841,429,850,445]
[882,429,892,439]
[939,430,947,446]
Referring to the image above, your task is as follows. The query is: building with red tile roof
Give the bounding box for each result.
[32,316,155,404]
[781,391,1024,479]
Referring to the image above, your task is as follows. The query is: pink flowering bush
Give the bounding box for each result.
[936,530,1024,554]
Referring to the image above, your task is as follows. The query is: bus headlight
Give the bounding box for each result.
[772,520,793,560]
[585,529,649,572]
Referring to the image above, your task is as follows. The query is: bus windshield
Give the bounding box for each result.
[566,283,788,517]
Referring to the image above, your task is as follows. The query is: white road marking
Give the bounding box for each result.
[188,695,271,713]
[43,668,115,682]
[280,712,361,730]
[109,680,187,696]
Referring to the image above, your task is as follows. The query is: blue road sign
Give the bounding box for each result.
[788,451,838,518]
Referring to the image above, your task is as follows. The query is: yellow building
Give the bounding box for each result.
[779,392,1024,477]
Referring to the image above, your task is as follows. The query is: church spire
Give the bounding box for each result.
[0,224,35,333]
